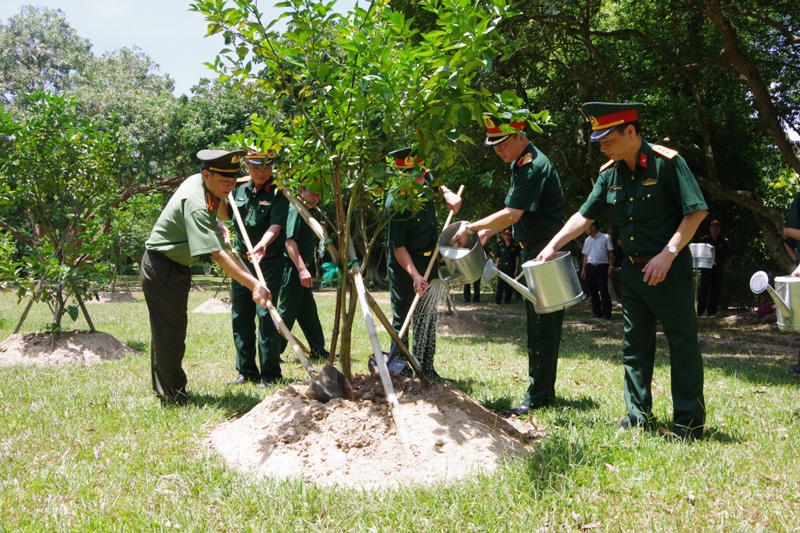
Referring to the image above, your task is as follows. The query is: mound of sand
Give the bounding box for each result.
[207,375,541,490]
[0,331,137,366]
[193,297,232,314]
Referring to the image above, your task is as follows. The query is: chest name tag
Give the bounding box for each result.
[259,201,271,207]
[609,185,623,192]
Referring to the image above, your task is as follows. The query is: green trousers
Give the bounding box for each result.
[277,261,328,357]
[230,255,284,381]
[620,252,705,437]
[387,250,438,363]
[520,245,565,408]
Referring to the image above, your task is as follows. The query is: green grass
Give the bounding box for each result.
[1,281,799,532]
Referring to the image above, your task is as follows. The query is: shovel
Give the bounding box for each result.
[226,194,352,403]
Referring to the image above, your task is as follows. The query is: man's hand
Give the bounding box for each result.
[535,245,558,263]
[642,250,675,286]
[216,220,231,247]
[412,274,429,295]
[298,267,313,288]
[251,284,271,307]
[792,263,800,278]
[443,190,462,213]
[451,226,471,248]
[250,242,266,264]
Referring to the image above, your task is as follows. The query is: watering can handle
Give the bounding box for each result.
[397,184,464,341]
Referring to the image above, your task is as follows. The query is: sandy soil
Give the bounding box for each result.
[206,374,541,489]
[0,331,137,366]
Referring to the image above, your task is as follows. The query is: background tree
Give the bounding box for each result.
[0,91,132,333]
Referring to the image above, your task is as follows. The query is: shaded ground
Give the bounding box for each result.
[206,374,540,489]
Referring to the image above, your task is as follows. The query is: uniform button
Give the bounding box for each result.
[647,194,651,198]
[629,236,634,240]
[629,217,633,221]
[629,197,633,202]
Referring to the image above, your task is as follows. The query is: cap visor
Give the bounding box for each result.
[590,127,617,142]
[485,135,510,147]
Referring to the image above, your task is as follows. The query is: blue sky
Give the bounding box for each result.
[1,0,358,96]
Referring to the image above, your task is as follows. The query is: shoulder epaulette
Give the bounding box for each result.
[599,159,615,172]
[652,144,678,159]
[517,152,533,166]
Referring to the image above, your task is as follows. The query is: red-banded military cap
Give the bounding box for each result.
[710,219,722,226]
[483,109,528,147]
[245,148,277,166]
[196,149,246,176]
[389,147,424,170]
[581,102,644,142]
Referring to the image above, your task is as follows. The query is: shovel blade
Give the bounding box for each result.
[319,363,354,401]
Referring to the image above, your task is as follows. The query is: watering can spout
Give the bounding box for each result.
[483,260,539,307]
[766,285,793,318]
[750,271,793,318]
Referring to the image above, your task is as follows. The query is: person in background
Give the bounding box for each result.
[696,219,733,316]
[783,192,800,265]
[581,221,615,319]
[277,183,329,361]
[537,102,707,440]
[463,279,481,303]
[494,228,520,304]
[141,149,270,405]
[451,110,566,416]
[218,148,289,388]
[386,147,461,381]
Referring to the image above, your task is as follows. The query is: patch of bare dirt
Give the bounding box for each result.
[0,331,137,366]
[436,308,489,337]
[84,291,137,304]
[206,375,541,489]
[193,297,231,314]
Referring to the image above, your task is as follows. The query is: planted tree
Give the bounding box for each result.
[192,0,549,375]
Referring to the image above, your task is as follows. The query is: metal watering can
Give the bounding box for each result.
[438,221,487,284]
[750,271,800,331]
[484,251,585,314]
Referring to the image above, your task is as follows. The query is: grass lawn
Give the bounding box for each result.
[1,278,799,532]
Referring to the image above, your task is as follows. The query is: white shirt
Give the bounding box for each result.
[582,232,614,265]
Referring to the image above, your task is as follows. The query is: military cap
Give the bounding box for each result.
[196,149,245,176]
[483,109,528,146]
[709,219,722,226]
[389,147,424,170]
[581,102,645,142]
[245,148,277,166]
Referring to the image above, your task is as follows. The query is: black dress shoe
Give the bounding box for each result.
[227,375,258,385]
[500,405,532,417]
[258,377,280,388]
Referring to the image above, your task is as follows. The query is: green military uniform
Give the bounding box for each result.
[494,237,520,304]
[229,177,289,382]
[697,225,732,316]
[386,172,440,377]
[505,142,567,408]
[277,204,328,359]
[141,149,244,403]
[579,137,707,438]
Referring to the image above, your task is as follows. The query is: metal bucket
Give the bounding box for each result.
[772,276,800,331]
[438,221,487,284]
[521,251,584,314]
[689,243,715,269]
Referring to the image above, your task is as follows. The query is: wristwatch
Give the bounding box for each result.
[666,244,678,257]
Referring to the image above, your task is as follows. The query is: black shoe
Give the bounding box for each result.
[160,390,190,406]
[501,405,532,417]
[463,298,471,303]
[793,363,800,374]
[258,377,280,388]
[227,374,258,385]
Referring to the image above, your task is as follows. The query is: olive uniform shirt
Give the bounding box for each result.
[145,173,225,265]
[285,205,316,272]
[386,175,438,254]
[229,179,289,255]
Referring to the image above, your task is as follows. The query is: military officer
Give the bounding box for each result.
[451,110,566,416]
[218,148,289,387]
[386,147,461,381]
[537,102,708,440]
[277,183,329,360]
[494,228,520,304]
[141,149,270,405]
